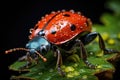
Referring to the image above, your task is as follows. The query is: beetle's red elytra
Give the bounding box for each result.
[5,10,120,76]
[29,10,92,45]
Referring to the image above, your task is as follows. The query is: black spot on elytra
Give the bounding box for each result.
[51,30,56,34]
[70,24,76,31]
[63,14,70,17]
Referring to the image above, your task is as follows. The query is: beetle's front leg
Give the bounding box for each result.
[76,39,96,69]
[53,46,65,76]
[18,52,38,69]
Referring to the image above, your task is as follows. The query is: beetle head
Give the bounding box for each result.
[26,36,51,55]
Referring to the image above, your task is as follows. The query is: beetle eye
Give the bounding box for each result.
[38,30,45,36]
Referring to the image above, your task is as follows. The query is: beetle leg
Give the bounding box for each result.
[76,39,96,69]
[18,55,28,61]
[53,47,65,76]
[34,55,39,64]
[18,52,33,69]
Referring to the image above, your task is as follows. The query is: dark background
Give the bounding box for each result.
[0,0,120,80]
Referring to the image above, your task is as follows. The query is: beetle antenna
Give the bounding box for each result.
[5,48,29,54]
[35,51,47,62]
[5,48,47,62]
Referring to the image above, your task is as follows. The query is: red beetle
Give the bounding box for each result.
[5,10,119,76]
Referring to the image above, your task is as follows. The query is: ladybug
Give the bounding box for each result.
[5,10,120,76]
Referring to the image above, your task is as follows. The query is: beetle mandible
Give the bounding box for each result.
[5,10,120,76]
